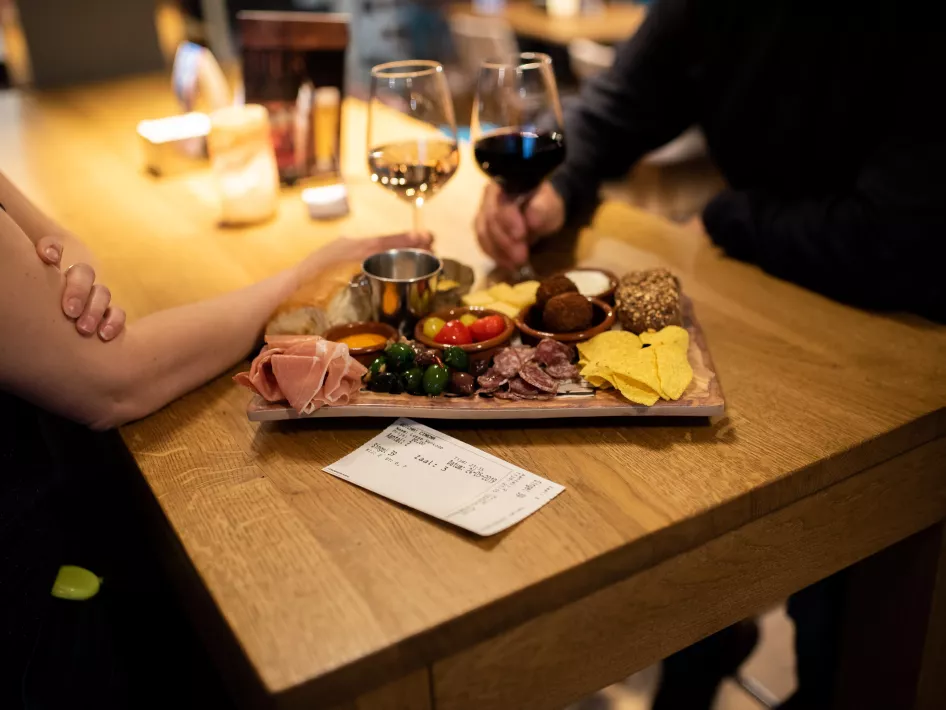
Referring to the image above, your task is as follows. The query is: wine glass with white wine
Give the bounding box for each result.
[368,60,459,235]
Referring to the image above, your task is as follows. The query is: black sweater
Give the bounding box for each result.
[550,0,946,320]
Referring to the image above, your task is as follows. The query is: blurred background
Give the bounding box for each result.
[0,0,722,224]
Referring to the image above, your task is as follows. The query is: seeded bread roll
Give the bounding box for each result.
[615,268,682,334]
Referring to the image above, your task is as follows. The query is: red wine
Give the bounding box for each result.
[473,129,565,195]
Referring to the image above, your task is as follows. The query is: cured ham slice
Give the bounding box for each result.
[235,335,367,413]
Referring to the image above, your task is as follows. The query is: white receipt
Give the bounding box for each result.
[323,418,565,536]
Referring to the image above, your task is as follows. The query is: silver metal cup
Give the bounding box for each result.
[353,249,442,333]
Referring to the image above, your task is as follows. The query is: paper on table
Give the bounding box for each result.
[323,418,565,536]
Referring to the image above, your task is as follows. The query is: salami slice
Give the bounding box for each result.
[508,376,541,398]
[534,338,576,367]
[512,346,536,366]
[477,369,508,392]
[493,348,524,379]
[546,362,579,381]
[493,390,523,401]
[519,362,560,394]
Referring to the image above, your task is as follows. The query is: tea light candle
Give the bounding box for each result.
[207,105,280,225]
[301,183,349,220]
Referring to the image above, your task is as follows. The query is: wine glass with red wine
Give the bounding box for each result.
[472,53,565,199]
[368,60,459,235]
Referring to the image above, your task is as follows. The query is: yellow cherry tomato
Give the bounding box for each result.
[422,317,446,340]
[459,313,479,327]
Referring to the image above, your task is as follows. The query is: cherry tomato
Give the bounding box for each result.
[422,317,446,340]
[459,313,479,327]
[469,314,506,342]
[434,319,473,345]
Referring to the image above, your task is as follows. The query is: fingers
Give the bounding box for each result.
[62,263,96,320]
[36,236,63,267]
[476,185,529,270]
[98,306,126,341]
[523,183,566,240]
[76,283,111,336]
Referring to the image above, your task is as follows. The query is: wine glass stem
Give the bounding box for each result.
[412,200,423,235]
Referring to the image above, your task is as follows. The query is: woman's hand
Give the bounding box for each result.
[36,236,126,341]
[296,232,434,284]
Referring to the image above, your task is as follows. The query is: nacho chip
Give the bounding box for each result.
[653,344,693,399]
[613,373,661,406]
[580,363,615,390]
[640,325,689,350]
[576,330,642,366]
[609,347,666,399]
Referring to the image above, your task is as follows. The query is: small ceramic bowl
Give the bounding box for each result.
[324,321,398,367]
[516,297,615,345]
[432,258,476,311]
[558,268,619,304]
[414,307,515,364]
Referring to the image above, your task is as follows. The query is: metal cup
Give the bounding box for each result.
[353,249,442,333]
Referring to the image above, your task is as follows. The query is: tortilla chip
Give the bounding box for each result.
[613,373,661,406]
[576,330,642,366]
[609,347,667,399]
[653,344,693,399]
[580,363,614,390]
[640,325,689,350]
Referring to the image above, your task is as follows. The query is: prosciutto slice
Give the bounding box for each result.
[235,335,367,413]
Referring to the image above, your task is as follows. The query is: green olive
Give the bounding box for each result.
[366,356,387,383]
[401,367,425,395]
[422,365,450,396]
[442,345,470,372]
[384,342,415,372]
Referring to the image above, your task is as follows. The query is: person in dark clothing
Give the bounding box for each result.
[476,1,945,707]
[475,0,946,322]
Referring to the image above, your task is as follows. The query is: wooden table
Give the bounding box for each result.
[460,1,646,45]
[2,76,945,710]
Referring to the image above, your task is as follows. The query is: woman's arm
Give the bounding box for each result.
[0,209,428,429]
[0,170,98,267]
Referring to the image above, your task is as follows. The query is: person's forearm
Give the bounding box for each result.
[550,0,695,220]
[99,266,303,428]
[0,171,98,268]
[702,189,945,319]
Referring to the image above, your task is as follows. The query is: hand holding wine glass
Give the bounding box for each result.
[472,53,566,273]
[368,60,459,236]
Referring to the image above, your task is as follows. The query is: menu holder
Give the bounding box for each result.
[238,11,349,186]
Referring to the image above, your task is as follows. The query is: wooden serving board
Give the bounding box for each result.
[247,299,725,421]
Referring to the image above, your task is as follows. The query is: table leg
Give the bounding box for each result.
[834,521,946,710]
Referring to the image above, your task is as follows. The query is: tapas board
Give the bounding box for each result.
[247,299,724,421]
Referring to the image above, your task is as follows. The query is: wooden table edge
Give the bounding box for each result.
[430,435,946,710]
[258,418,946,707]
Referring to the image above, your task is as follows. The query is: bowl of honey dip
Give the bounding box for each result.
[324,322,398,366]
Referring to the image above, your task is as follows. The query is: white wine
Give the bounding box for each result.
[368,139,459,204]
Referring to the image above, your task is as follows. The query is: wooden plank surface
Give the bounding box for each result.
[460,1,646,45]
[246,298,726,420]
[2,76,945,707]
[433,436,946,710]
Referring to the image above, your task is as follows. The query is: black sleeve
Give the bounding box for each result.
[703,95,946,321]
[550,0,697,219]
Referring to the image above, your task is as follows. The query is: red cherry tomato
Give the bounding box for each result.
[434,320,473,345]
[469,314,506,342]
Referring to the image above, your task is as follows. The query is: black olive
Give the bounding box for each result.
[448,371,476,397]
